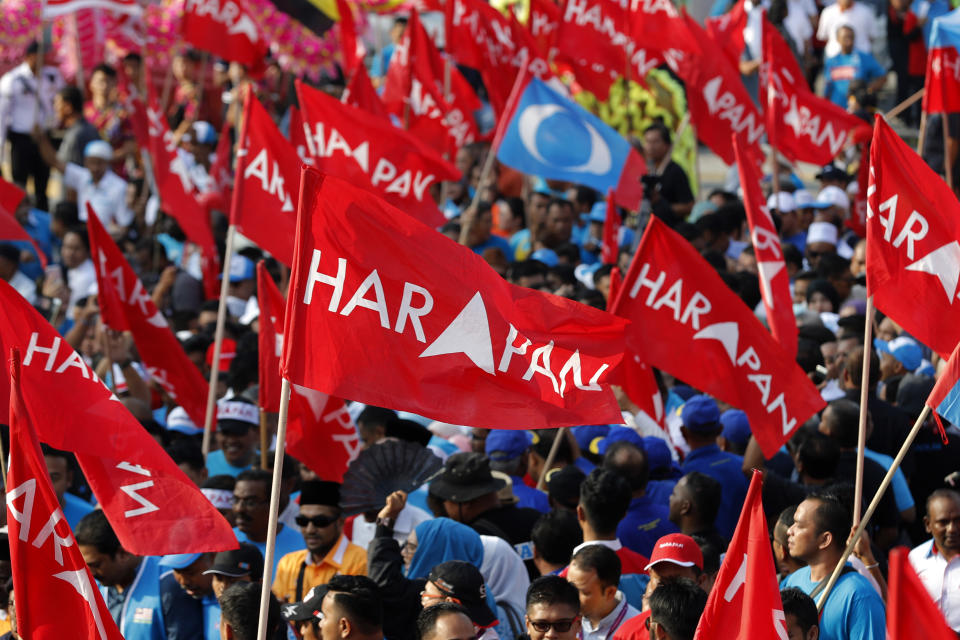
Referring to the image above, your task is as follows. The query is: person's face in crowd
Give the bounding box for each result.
[174,556,214,599]
[90,69,116,101]
[498,202,520,234]
[878,352,902,381]
[401,529,418,569]
[483,247,509,278]
[806,291,834,313]
[425,611,476,640]
[298,620,321,640]
[79,545,130,586]
[876,317,899,343]
[543,205,574,244]
[228,62,248,86]
[44,454,71,502]
[837,27,855,55]
[736,251,757,275]
[233,479,271,539]
[793,279,811,306]
[667,477,691,527]
[420,580,456,610]
[470,209,494,245]
[358,420,386,450]
[61,231,89,269]
[926,495,960,556]
[53,93,73,126]
[566,564,616,621]
[300,504,342,557]
[787,499,826,562]
[804,243,835,270]
[778,209,800,236]
[178,461,207,487]
[85,156,110,182]
[7,588,15,635]
[173,55,196,83]
[646,562,700,600]
[319,591,348,640]
[122,58,141,85]
[0,254,17,282]
[212,573,252,600]
[217,426,256,467]
[829,272,855,305]
[642,130,669,164]
[849,241,866,277]
[821,342,845,381]
[470,428,489,454]
[527,193,551,229]
[526,601,581,640]
[785,613,818,640]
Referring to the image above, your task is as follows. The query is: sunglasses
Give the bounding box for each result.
[296,514,339,528]
[529,618,579,633]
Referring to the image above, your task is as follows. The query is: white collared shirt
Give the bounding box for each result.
[909,539,960,631]
[67,164,134,228]
[580,592,638,640]
[572,539,623,556]
[0,63,62,146]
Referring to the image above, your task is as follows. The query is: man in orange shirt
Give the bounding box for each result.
[273,481,367,604]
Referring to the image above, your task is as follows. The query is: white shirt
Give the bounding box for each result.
[66,259,98,316]
[572,539,623,555]
[580,592,638,640]
[8,269,36,304]
[784,0,817,50]
[66,164,134,228]
[0,63,62,148]
[350,503,433,549]
[909,539,960,631]
[816,2,877,58]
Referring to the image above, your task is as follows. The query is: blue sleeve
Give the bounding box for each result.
[845,589,886,640]
[890,466,916,512]
[865,54,886,80]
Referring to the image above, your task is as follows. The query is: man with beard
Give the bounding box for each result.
[909,489,960,632]
[232,469,304,575]
[159,553,220,640]
[273,480,367,604]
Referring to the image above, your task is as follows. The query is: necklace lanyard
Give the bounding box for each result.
[579,601,629,640]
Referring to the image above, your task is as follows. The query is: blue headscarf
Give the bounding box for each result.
[406,518,484,580]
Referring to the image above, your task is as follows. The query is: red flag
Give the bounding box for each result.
[257,262,359,480]
[622,358,665,427]
[694,470,786,640]
[761,19,870,166]
[0,279,237,555]
[612,217,824,457]
[0,179,47,268]
[288,106,316,166]
[923,34,960,113]
[232,91,302,267]
[42,0,140,17]
[847,142,870,238]
[281,169,627,429]
[674,13,765,165]
[733,134,797,358]
[335,0,363,78]
[87,204,211,427]
[888,547,957,640]
[208,119,234,199]
[7,351,126,640]
[181,0,269,68]
[295,80,460,228]
[528,0,560,58]
[704,0,746,67]
[445,0,552,115]
[342,64,391,121]
[867,116,960,359]
[0,176,25,219]
[601,188,620,266]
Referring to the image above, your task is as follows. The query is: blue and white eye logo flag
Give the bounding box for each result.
[497,77,645,206]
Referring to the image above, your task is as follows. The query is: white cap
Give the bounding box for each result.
[807,221,839,246]
[793,189,814,208]
[166,406,202,435]
[216,399,260,426]
[766,191,796,213]
[816,185,850,211]
[84,140,113,160]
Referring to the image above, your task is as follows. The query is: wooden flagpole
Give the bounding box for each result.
[256,379,291,640]
[200,225,236,456]
[535,427,567,491]
[852,296,875,525]
[259,409,269,470]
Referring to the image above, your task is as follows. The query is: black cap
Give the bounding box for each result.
[0,244,20,265]
[26,41,40,55]
[429,452,505,503]
[281,585,327,622]
[547,465,586,510]
[816,164,851,182]
[202,542,264,579]
[300,480,341,508]
[427,561,497,627]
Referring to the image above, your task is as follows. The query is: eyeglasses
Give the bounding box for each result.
[529,618,579,633]
[231,496,267,509]
[296,514,339,528]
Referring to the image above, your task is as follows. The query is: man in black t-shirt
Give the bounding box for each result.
[642,123,695,223]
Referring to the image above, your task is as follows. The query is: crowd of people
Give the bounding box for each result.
[0,0,959,638]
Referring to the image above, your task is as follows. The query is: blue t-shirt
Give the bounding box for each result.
[863,448,915,513]
[206,449,253,478]
[203,594,221,640]
[617,495,680,558]
[63,491,95,529]
[510,475,550,513]
[8,208,53,280]
[823,51,886,107]
[234,526,306,576]
[99,556,166,640]
[781,566,885,640]
[680,444,748,539]
[646,479,677,507]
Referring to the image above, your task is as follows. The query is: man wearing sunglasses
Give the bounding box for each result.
[273,480,368,604]
[525,576,581,640]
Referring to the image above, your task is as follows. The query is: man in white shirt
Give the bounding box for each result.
[566,545,639,640]
[817,0,878,58]
[0,243,36,304]
[35,133,133,233]
[0,41,63,211]
[909,489,960,632]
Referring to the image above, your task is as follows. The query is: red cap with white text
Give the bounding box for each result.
[644,533,703,571]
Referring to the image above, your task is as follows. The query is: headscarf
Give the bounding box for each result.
[479,535,529,616]
[406,518,484,580]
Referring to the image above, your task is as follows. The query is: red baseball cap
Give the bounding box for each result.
[644,534,703,572]
[206,338,237,373]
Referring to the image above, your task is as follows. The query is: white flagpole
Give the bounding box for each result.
[256,378,291,640]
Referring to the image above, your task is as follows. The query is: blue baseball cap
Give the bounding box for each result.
[159,553,202,570]
[530,248,559,267]
[191,121,217,146]
[719,409,751,447]
[641,436,674,473]
[220,254,255,283]
[572,424,611,451]
[591,425,644,456]
[587,202,607,223]
[873,336,923,372]
[680,395,721,432]
[485,430,533,462]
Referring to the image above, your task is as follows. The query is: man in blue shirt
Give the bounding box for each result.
[823,26,887,107]
[781,494,885,640]
[678,395,749,539]
[232,468,305,576]
[75,510,166,640]
[206,398,259,478]
[42,444,93,528]
[603,441,678,558]
[158,553,221,640]
[485,430,550,512]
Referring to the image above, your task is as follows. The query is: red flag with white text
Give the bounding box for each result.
[528,0,560,59]
[295,80,460,228]
[281,169,627,429]
[86,205,211,427]
[7,351,126,640]
[867,116,960,359]
[733,134,797,358]
[181,0,269,68]
[0,280,237,555]
[258,262,358,480]
[704,0,746,67]
[612,217,824,457]
[288,106,315,166]
[232,91,302,267]
[694,470,786,640]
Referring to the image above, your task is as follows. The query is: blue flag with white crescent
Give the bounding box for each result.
[497,78,645,207]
